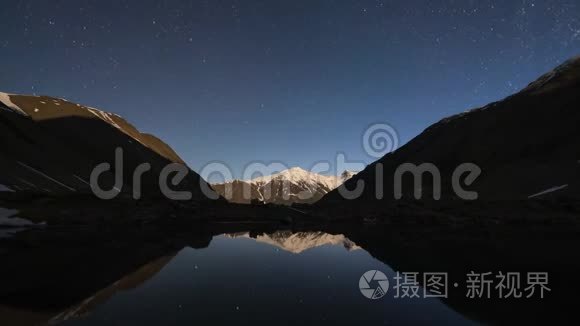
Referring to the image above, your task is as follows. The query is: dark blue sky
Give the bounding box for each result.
[2,0,579,179]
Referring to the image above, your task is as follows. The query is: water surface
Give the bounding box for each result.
[57,231,472,325]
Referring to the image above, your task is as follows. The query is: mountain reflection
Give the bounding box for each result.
[1,223,580,325]
[0,229,366,326]
[226,231,360,253]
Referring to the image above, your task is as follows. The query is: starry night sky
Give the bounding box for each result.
[2,0,580,179]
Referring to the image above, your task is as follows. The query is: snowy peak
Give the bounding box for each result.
[212,168,357,205]
[250,167,356,186]
[250,167,312,183]
[249,167,339,189]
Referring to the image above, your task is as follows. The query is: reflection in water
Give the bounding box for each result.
[0,208,43,239]
[227,231,360,253]
[0,229,470,326]
[50,255,176,324]
[51,232,363,324]
[1,224,580,325]
[62,231,470,325]
[0,227,28,239]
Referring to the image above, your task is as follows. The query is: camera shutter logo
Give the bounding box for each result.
[359,270,389,299]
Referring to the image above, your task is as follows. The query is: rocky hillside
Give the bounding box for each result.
[321,56,580,205]
[0,92,215,200]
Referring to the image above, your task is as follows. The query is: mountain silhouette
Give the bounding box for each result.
[0,93,215,200]
[321,56,580,206]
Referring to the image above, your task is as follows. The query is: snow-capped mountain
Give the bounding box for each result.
[0,92,213,199]
[211,167,357,205]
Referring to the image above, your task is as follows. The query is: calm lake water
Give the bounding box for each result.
[56,231,474,325]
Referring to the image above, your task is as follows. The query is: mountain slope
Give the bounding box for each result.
[321,57,580,205]
[212,167,356,205]
[0,92,214,200]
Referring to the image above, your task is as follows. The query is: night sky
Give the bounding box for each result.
[2,0,580,180]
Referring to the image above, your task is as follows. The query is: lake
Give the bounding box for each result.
[55,231,473,325]
[1,223,578,325]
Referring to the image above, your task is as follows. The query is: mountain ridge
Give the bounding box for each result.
[212,167,356,205]
[320,56,580,207]
[0,92,214,199]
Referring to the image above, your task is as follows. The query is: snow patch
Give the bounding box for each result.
[0,92,28,116]
[247,167,356,190]
[0,184,14,192]
[528,184,569,199]
[0,209,44,239]
[0,208,26,224]
[215,168,358,204]
[85,107,153,150]
[87,108,122,129]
